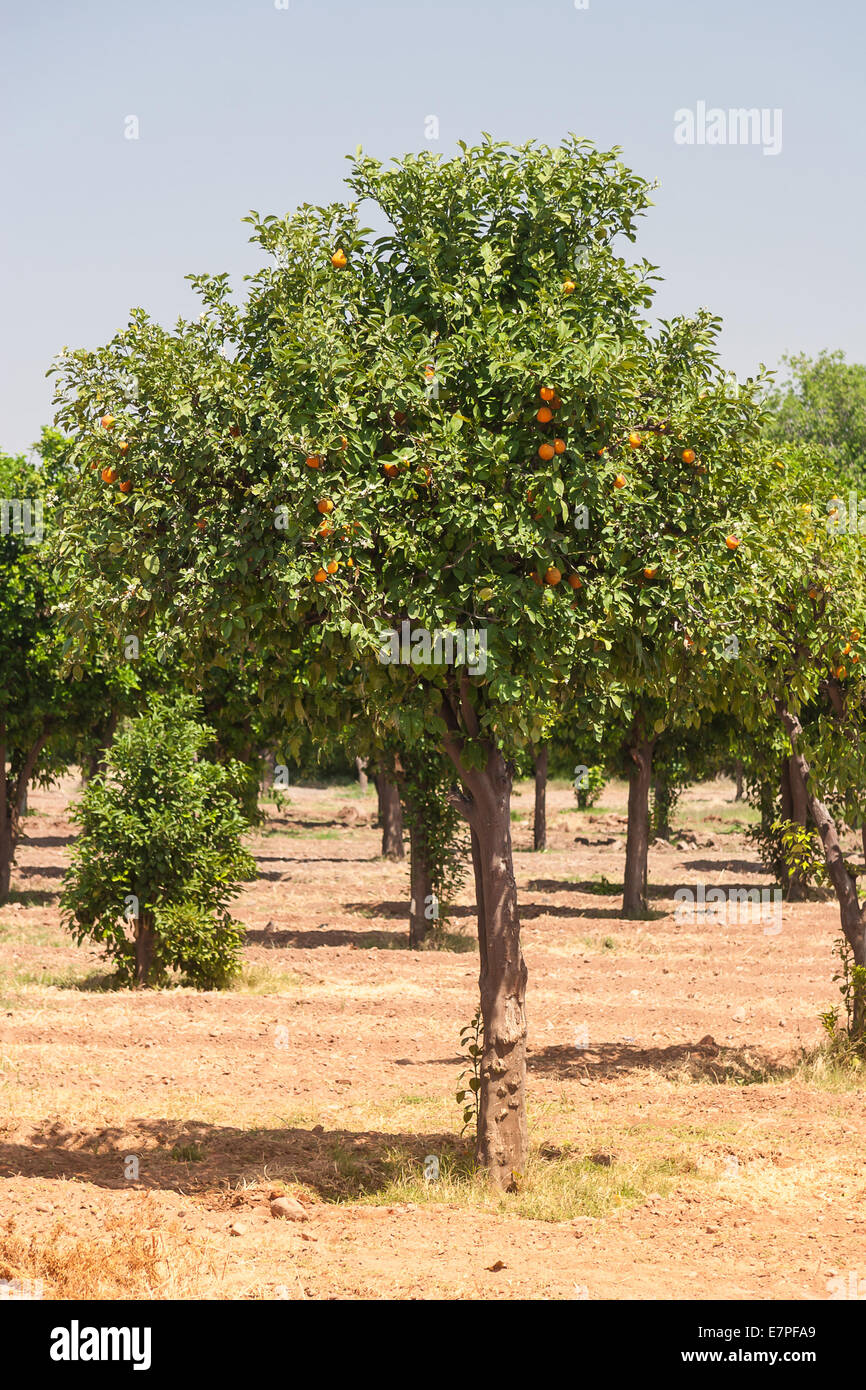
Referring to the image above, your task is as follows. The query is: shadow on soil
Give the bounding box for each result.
[0,1120,472,1202]
[527,1038,795,1085]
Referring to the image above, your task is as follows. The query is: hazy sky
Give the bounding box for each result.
[2,0,863,455]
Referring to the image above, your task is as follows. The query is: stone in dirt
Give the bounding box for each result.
[270,1196,308,1221]
[229,1222,247,1236]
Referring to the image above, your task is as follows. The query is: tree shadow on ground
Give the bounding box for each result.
[4,888,59,906]
[244,926,404,949]
[527,1038,795,1084]
[0,1119,472,1203]
[18,834,72,849]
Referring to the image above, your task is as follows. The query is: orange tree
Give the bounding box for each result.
[53,137,774,1185]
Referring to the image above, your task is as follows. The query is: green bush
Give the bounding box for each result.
[61,695,256,988]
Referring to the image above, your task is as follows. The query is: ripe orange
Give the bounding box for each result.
[539,386,555,402]
[101,467,117,484]
[545,566,562,586]
[383,462,399,478]
[563,279,576,294]
[538,442,555,461]
[118,440,129,454]
[536,407,553,424]
[100,415,114,430]
[682,448,696,464]
[340,435,348,450]
[851,629,862,641]
[305,454,322,469]
[424,365,436,380]
[853,654,861,664]
[314,568,328,582]
[118,480,132,494]
[317,498,334,514]
[643,565,657,579]
[318,522,334,536]
[195,519,207,531]
[553,438,566,454]
[331,249,347,269]
[613,474,626,489]
[843,643,852,655]
[326,560,339,574]
[567,574,582,589]
[726,535,740,550]
[628,431,642,449]
[836,666,847,679]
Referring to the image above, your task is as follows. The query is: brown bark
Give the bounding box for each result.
[134,911,156,987]
[532,745,548,852]
[376,776,404,860]
[734,759,744,802]
[623,736,656,917]
[444,727,527,1190]
[778,701,866,1032]
[780,758,806,901]
[355,756,368,793]
[408,815,433,947]
[0,726,50,903]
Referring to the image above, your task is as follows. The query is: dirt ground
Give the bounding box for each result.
[1,772,865,1301]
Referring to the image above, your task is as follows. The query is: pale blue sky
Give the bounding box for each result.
[2,0,863,454]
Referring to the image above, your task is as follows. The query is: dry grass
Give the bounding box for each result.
[0,1209,222,1299]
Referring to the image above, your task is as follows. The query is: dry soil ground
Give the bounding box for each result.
[1,773,865,1301]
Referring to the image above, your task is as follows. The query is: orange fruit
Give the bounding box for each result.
[331,249,347,269]
[628,431,642,449]
[340,435,348,450]
[326,560,339,574]
[305,454,322,469]
[550,394,562,409]
[118,439,129,454]
[424,365,436,380]
[544,566,562,586]
[118,480,132,493]
[195,519,207,531]
[101,467,117,484]
[726,535,740,550]
[539,386,555,402]
[613,474,626,489]
[553,438,566,454]
[843,643,852,655]
[538,443,555,461]
[100,415,114,430]
[643,565,657,579]
[563,279,576,294]
[383,462,399,478]
[318,522,334,536]
[836,666,847,679]
[597,448,607,457]
[851,629,862,641]
[567,574,582,589]
[536,407,553,424]
[682,448,696,464]
[317,498,334,514]
[314,568,328,582]
[853,654,860,663]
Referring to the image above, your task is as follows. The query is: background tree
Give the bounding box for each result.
[62,695,256,987]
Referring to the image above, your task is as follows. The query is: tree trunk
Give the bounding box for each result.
[376,776,404,860]
[408,816,433,947]
[134,911,156,987]
[779,758,805,901]
[532,745,547,852]
[623,736,656,917]
[444,739,527,1189]
[734,759,744,801]
[779,702,866,1033]
[355,756,368,793]
[651,776,672,840]
[0,822,12,902]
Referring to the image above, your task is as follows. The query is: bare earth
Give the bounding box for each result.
[1,773,863,1301]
